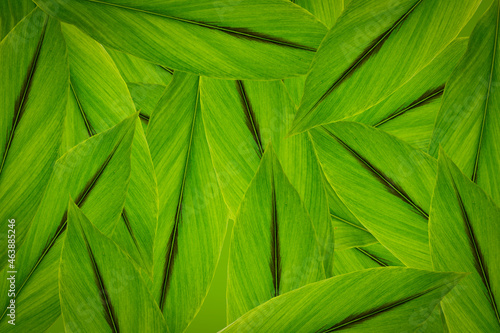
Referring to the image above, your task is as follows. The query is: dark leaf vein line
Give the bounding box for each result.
[71,81,96,137]
[354,247,388,267]
[374,85,445,127]
[270,163,281,297]
[0,15,48,174]
[82,0,316,51]
[319,283,444,332]
[306,0,422,116]
[449,175,500,323]
[236,80,264,157]
[472,2,500,183]
[158,80,200,311]
[324,129,429,219]
[3,137,124,315]
[81,229,120,332]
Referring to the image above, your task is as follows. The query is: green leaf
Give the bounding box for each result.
[61,23,158,273]
[0,115,136,332]
[0,10,68,265]
[227,145,324,323]
[293,0,344,28]
[221,268,465,332]
[59,200,167,332]
[290,0,481,135]
[34,0,328,79]
[326,180,377,250]
[430,0,500,204]
[334,243,403,276]
[201,78,332,275]
[310,122,437,269]
[283,0,344,106]
[147,72,228,332]
[347,38,469,151]
[0,0,35,41]
[429,150,500,332]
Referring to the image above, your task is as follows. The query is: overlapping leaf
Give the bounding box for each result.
[310,122,437,269]
[0,115,136,332]
[34,0,328,79]
[227,146,324,323]
[429,150,500,332]
[0,0,35,41]
[61,23,158,272]
[430,0,500,204]
[290,0,481,134]
[147,72,228,332]
[221,268,464,333]
[0,9,68,266]
[59,201,167,332]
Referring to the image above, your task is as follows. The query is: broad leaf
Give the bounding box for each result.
[310,122,437,269]
[0,0,35,41]
[221,268,465,332]
[430,0,500,204]
[34,0,328,79]
[0,10,68,265]
[147,72,228,332]
[429,150,500,332]
[348,38,468,151]
[60,201,167,332]
[201,78,332,275]
[290,0,481,134]
[227,145,324,323]
[0,115,136,332]
[61,23,158,273]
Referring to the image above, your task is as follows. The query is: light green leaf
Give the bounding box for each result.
[290,0,481,135]
[326,180,377,250]
[0,115,136,332]
[59,200,167,333]
[283,0,344,106]
[293,0,344,28]
[430,0,500,204]
[0,10,68,265]
[348,38,469,151]
[61,23,158,273]
[429,150,500,332]
[0,0,35,41]
[334,243,403,276]
[221,268,465,333]
[227,145,324,323]
[310,122,437,269]
[201,78,332,275]
[34,0,328,79]
[147,72,228,332]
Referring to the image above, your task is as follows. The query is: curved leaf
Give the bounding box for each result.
[0,10,68,266]
[221,268,465,333]
[60,201,167,333]
[227,145,324,323]
[0,115,136,332]
[290,0,481,134]
[348,38,469,151]
[201,78,332,275]
[430,0,500,204]
[429,150,500,332]
[34,0,328,79]
[147,72,228,332]
[310,122,437,269]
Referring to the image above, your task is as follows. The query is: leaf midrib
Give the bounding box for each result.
[80,0,316,52]
[305,0,423,118]
[0,136,125,323]
[0,15,48,175]
[158,79,200,311]
[472,2,500,183]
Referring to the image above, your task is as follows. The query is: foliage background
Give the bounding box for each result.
[37,0,495,332]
